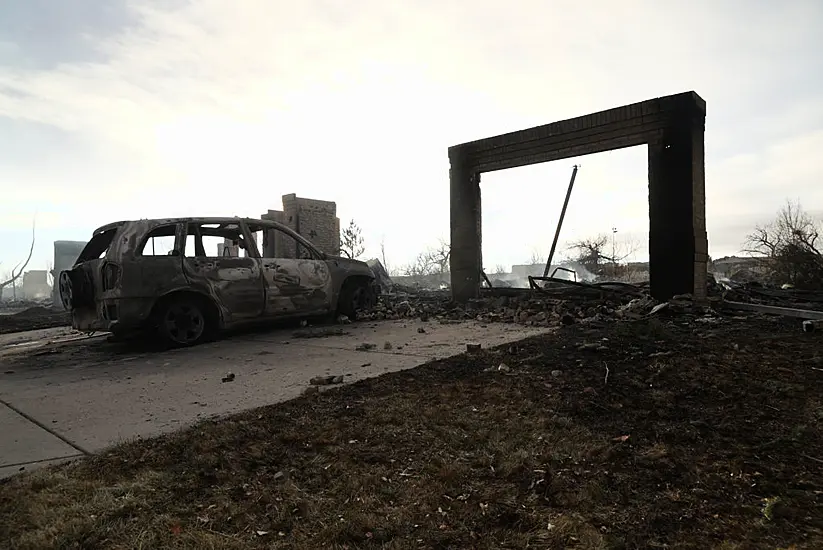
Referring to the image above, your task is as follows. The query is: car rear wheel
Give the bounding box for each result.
[155,295,214,347]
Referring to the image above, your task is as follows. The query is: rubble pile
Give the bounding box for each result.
[361,282,711,328]
[0,303,71,335]
[720,281,823,310]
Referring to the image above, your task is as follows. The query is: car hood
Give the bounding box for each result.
[327,256,375,277]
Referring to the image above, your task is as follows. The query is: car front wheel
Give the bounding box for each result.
[338,280,376,320]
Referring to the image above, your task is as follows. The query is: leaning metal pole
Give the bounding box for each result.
[542,165,579,278]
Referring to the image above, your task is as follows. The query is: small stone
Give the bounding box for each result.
[417,327,426,334]
[273,470,286,481]
[221,372,235,383]
[497,363,511,372]
[303,386,319,396]
[551,370,562,377]
[384,341,393,350]
[331,375,344,384]
[356,343,376,351]
[560,314,576,326]
[466,343,482,354]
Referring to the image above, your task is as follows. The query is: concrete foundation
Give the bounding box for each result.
[448,91,707,303]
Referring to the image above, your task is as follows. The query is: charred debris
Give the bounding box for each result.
[365,263,823,330]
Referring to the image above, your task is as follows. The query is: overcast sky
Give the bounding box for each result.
[1,0,822,276]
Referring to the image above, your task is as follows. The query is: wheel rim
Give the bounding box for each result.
[163,303,205,344]
[351,286,375,312]
[59,272,73,310]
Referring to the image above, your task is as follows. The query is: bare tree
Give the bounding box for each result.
[427,239,451,275]
[492,264,507,275]
[402,252,437,277]
[340,219,365,259]
[744,200,823,288]
[528,249,546,265]
[401,239,452,277]
[568,233,638,278]
[0,218,36,300]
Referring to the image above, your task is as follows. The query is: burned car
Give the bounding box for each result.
[59,217,377,346]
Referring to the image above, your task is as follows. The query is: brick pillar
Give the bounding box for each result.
[647,97,707,302]
[449,150,483,302]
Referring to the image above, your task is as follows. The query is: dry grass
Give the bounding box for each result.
[2,315,823,549]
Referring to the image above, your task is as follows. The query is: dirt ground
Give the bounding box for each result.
[1,312,822,549]
[0,306,70,335]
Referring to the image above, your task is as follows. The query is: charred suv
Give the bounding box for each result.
[59,217,377,346]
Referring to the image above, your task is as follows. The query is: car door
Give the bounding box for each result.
[181,221,265,323]
[247,224,333,316]
[118,222,189,298]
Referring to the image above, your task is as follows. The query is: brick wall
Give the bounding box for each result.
[260,194,341,258]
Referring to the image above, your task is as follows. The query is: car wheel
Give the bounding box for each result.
[155,296,213,347]
[338,280,376,320]
[58,271,74,310]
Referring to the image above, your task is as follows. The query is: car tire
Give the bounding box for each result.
[154,295,216,348]
[337,279,376,321]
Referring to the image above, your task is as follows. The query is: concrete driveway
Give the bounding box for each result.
[0,320,548,478]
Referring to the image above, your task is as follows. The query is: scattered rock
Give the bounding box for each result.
[497,363,511,373]
[551,370,563,378]
[577,343,604,351]
[336,314,351,325]
[294,327,349,338]
[803,320,820,333]
[417,327,426,334]
[303,386,319,396]
[222,372,235,383]
[384,341,393,350]
[356,343,377,351]
[310,375,344,386]
[561,314,576,326]
[395,301,413,315]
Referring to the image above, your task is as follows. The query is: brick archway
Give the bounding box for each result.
[448,91,707,303]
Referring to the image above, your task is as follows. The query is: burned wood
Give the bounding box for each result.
[722,300,823,320]
[543,165,579,278]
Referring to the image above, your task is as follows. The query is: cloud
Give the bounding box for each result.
[0,0,821,271]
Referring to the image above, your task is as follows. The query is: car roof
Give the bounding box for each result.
[92,217,283,235]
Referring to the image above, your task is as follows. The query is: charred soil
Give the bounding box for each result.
[0,306,70,335]
[1,315,822,549]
